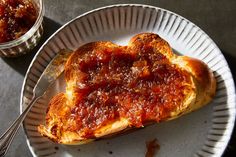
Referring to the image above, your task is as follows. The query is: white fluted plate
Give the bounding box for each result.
[20,4,236,157]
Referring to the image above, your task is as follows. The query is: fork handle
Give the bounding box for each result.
[0,96,38,157]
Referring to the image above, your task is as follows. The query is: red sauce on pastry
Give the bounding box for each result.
[60,44,192,137]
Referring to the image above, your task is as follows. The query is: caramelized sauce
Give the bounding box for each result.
[0,0,37,43]
[60,44,192,138]
[145,138,160,157]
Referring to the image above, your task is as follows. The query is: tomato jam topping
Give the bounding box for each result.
[145,138,160,157]
[0,0,37,43]
[61,44,192,138]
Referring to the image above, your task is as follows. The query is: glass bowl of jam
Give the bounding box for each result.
[0,0,44,57]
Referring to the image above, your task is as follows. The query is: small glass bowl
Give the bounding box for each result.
[0,0,44,57]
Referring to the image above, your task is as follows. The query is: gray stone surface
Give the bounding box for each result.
[0,0,235,157]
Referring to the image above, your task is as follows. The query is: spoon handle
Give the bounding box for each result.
[0,96,38,157]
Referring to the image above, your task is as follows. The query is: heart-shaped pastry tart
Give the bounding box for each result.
[38,33,216,144]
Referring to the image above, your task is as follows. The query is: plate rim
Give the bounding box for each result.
[20,4,236,157]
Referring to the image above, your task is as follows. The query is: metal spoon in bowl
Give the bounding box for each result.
[0,49,72,157]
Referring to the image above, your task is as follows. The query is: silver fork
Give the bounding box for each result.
[0,49,72,157]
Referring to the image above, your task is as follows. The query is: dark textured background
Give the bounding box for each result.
[0,0,235,156]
